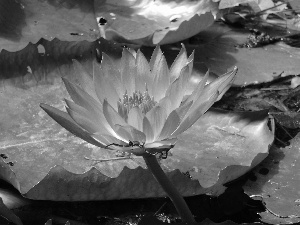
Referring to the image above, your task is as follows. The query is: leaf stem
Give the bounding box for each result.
[143,154,195,223]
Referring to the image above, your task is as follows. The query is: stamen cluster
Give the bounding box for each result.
[117,88,157,121]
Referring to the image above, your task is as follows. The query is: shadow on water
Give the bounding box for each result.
[0,38,123,85]
[45,0,94,13]
[0,0,26,42]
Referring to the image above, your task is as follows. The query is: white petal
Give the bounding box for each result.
[115,125,146,143]
[171,97,217,138]
[92,133,127,150]
[65,99,113,136]
[171,68,233,137]
[107,145,144,155]
[169,67,236,138]
[171,67,237,138]
[143,116,154,143]
[146,106,167,141]
[97,53,123,96]
[94,66,120,109]
[40,103,106,149]
[144,138,177,154]
[113,125,133,141]
[169,45,188,83]
[187,50,194,75]
[176,100,193,121]
[185,69,209,104]
[152,54,170,101]
[157,96,172,117]
[102,99,129,141]
[196,67,237,107]
[72,60,97,99]
[148,46,163,97]
[157,110,181,141]
[165,65,190,112]
[211,67,238,101]
[149,45,163,71]
[128,107,143,131]
[184,60,194,88]
[62,78,103,116]
[66,107,99,134]
[93,131,146,155]
[170,68,237,138]
[135,50,152,93]
[120,48,136,95]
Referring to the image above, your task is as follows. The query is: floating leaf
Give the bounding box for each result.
[0,0,98,52]
[243,133,300,224]
[0,73,273,200]
[182,22,300,85]
[163,108,273,191]
[290,0,300,11]
[217,0,276,10]
[94,0,218,45]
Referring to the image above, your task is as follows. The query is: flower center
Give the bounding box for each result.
[117,88,156,121]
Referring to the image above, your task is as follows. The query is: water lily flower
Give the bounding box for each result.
[40,46,237,157]
[40,46,237,223]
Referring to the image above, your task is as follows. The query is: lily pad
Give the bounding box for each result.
[243,132,300,224]
[0,0,98,52]
[164,109,274,191]
[0,72,273,200]
[94,0,218,45]
[183,22,300,85]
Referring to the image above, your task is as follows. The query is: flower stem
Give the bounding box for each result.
[143,154,196,223]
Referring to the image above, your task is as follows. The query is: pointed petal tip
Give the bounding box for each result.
[154,45,162,52]
[40,102,46,107]
[180,43,186,50]
[122,47,136,58]
[228,66,238,76]
[71,58,81,64]
[188,50,195,62]
[61,76,68,83]
[101,52,111,61]
[61,77,73,89]
[40,103,49,111]
[150,45,163,70]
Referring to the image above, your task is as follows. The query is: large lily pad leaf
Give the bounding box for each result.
[217,0,275,10]
[0,0,98,52]
[94,0,218,46]
[0,72,273,200]
[182,22,300,85]
[243,132,300,224]
[164,109,274,191]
